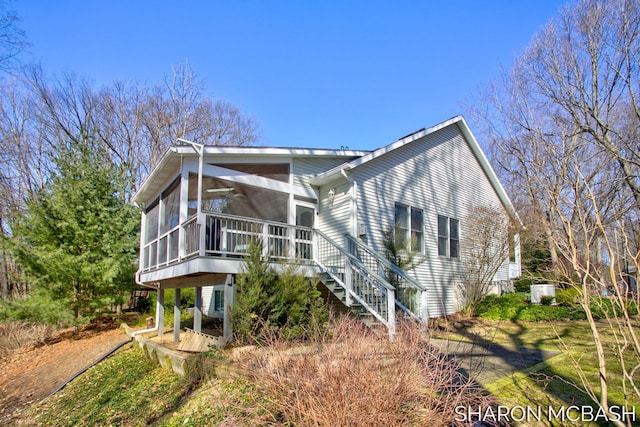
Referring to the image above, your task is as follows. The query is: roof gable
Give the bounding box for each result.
[310,116,522,227]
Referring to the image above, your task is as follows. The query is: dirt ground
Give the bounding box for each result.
[0,318,132,421]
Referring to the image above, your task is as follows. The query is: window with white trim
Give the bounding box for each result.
[394,203,424,253]
[438,215,459,258]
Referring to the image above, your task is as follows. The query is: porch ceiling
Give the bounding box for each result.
[133,146,367,207]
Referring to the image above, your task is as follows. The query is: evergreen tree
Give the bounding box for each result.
[268,262,327,340]
[232,239,328,343]
[10,142,138,319]
[232,239,276,340]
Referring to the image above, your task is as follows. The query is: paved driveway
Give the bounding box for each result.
[430,338,561,386]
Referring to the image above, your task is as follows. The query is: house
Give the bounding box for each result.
[132,116,521,342]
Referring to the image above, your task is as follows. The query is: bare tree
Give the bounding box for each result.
[137,64,258,172]
[0,0,27,73]
[0,62,259,300]
[4,62,259,201]
[458,205,511,316]
[472,0,640,423]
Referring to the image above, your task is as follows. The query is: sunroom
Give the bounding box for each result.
[133,144,322,342]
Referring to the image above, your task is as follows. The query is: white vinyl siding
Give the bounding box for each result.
[351,124,508,316]
[317,179,353,244]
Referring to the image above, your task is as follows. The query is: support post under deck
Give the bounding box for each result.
[194,286,202,333]
[173,288,181,343]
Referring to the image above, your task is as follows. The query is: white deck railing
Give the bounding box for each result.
[142,212,315,272]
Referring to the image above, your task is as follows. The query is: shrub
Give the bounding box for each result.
[476,293,528,320]
[0,321,53,356]
[134,296,151,313]
[513,276,536,293]
[590,297,638,319]
[540,295,554,306]
[556,287,581,307]
[514,304,584,321]
[232,239,328,343]
[238,317,496,427]
[476,292,586,321]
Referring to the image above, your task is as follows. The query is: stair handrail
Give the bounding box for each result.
[315,230,394,292]
[315,230,396,335]
[345,234,427,291]
[345,234,429,324]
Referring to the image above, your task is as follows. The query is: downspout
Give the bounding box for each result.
[341,168,357,237]
[341,168,356,307]
[131,281,161,338]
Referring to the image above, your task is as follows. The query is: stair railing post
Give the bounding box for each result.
[344,255,353,307]
[312,229,318,263]
[420,290,429,329]
[387,287,396,341]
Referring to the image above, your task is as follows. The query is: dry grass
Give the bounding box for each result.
[0,321,53,358]
[236,316,496,427]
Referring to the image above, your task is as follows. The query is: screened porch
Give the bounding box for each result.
[137,160,318,285]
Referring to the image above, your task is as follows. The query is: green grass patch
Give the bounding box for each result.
[25,343,277,427]
[476,293,587,321]
[158,377,278,426]
[28,345,194,426]
[434,319,640,426]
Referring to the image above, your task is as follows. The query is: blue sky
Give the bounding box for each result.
[16,0,566,151]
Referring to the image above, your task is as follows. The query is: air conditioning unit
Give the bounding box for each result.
[531,284,555,304]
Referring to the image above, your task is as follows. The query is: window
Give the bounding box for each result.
[160,178,180,235]
[395,203,409,241]
[213,288,224,313]
[395,203,424,253]
[449,218,459,258]
[145,200,159,244]
[411,207,424,253]
[438,215,459,258]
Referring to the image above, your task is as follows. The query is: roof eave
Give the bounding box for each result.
[131,146,179,206]
[455,117,524,229]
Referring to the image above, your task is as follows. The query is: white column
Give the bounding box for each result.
[387,287,396,341]
[157,287,165,338]
[173,288,181,343]
[223,274,235,340]
[194,286,202,333]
